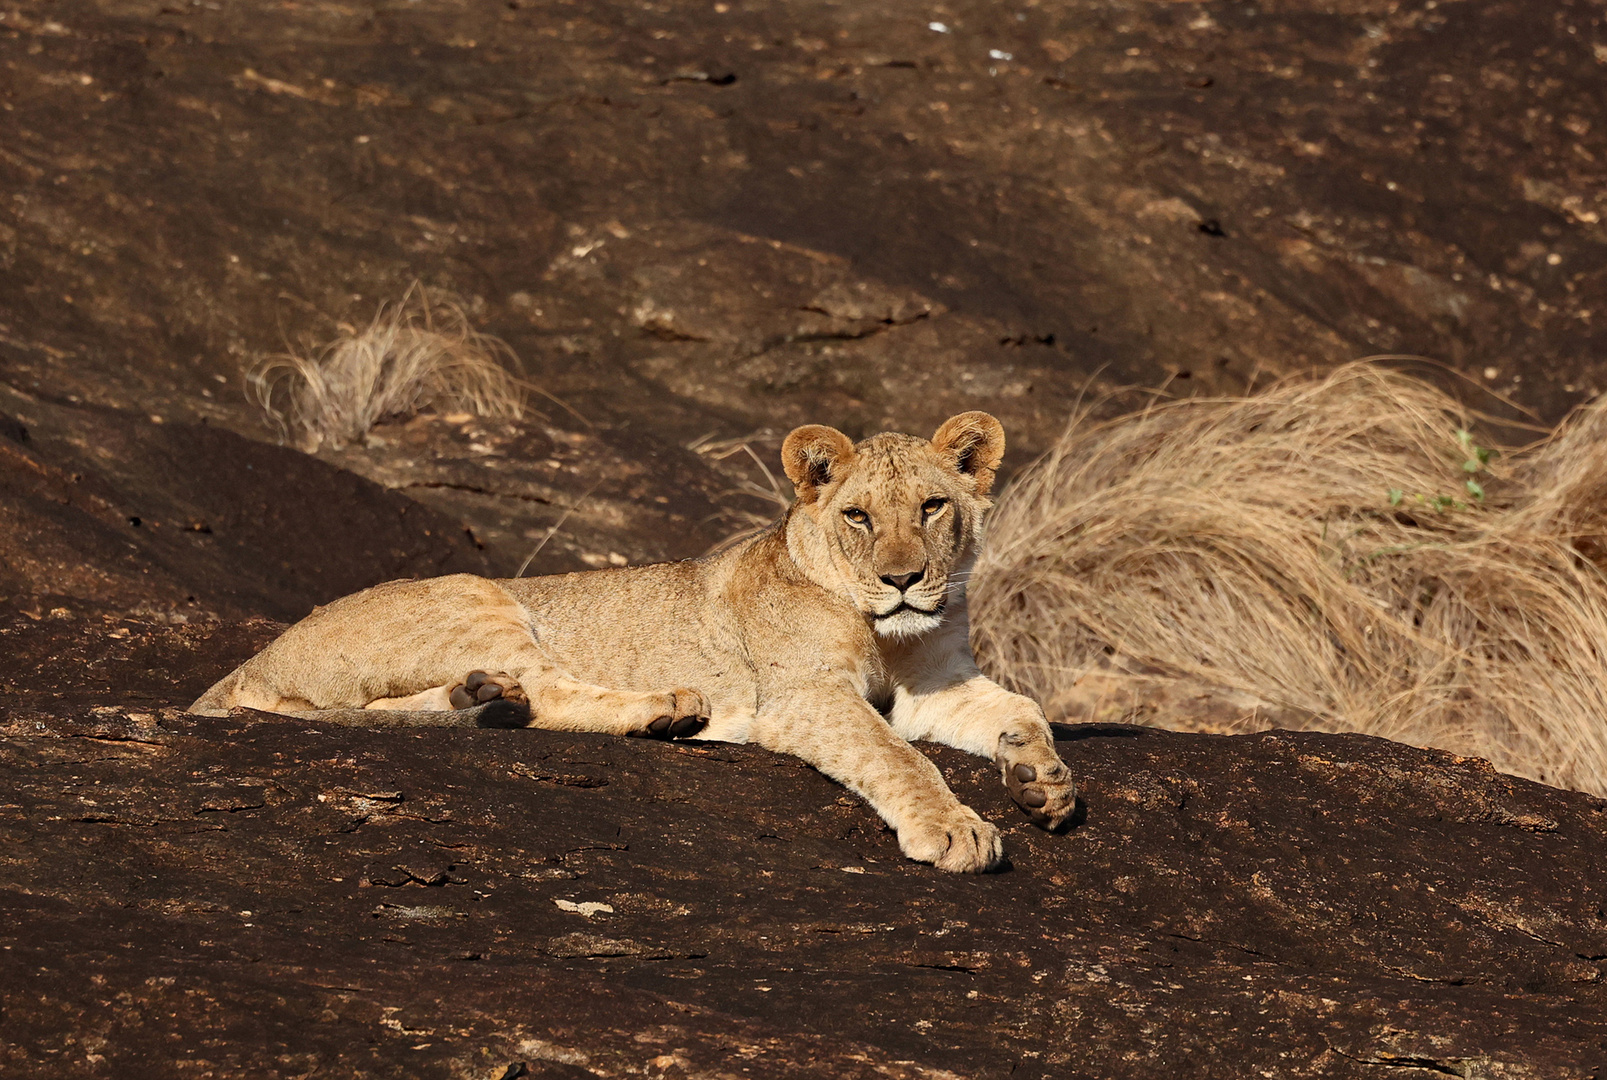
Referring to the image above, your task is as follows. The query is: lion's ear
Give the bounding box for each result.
[931,411,1005,496]
[781,424,856,504]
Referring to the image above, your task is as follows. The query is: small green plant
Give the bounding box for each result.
[1386,428,1495,511]
[1456,427,1494,500]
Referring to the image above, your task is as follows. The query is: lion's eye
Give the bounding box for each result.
[843,508,870,528]
[921,497,948,519]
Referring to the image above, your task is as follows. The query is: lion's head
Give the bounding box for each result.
[780,412,1005,639]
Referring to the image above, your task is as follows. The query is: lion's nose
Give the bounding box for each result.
[880,569,924,592]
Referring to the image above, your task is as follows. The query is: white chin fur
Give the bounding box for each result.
[873,608,944,639]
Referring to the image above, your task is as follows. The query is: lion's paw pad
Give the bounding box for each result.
[999,745,1077,829]
[633,687,710,740]
[450,671,527,710]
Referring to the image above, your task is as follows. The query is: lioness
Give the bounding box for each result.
[193,412,1076,871]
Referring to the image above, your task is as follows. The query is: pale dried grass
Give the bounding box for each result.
[250,284,527,450]
[688,429,793,554]
[972,362,1607,795]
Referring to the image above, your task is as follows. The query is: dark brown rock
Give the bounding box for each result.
[0,390,488,620]
[2,616,1605,1077]
[6,0,1607,570]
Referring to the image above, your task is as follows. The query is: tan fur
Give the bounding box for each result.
[192,413,1075,872]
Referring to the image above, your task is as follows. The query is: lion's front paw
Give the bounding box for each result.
[997,733,1077,829]
[898,806,1006,873]
[630,687,710,740]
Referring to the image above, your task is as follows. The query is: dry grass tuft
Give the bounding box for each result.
[972,362,1607,795]
[688,429,793,554]
[250,284,527,450]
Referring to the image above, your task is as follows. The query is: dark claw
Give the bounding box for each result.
[465,671,489,691]
[646,716,673,738]
[475,681,502,703]
[1013,763,1037,783]
[1021,787,1048,808]
[449,685,475,709]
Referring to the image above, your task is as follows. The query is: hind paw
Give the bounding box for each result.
[630,687,710,740]
[450,670,528,711]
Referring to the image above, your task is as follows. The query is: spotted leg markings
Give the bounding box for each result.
[998,733,1077,829]
[630,687,710,740]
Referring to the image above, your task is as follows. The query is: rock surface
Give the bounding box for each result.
[6,0,1607,575]
[5,0,1607,1076]
[5,614,1607,1078]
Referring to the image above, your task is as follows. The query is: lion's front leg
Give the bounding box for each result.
[889,676,1078,830]
[749,688,1005,873]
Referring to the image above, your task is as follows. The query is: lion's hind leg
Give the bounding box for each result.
[364,670,527,712]
[191,573,710,738]
[523,677,709,740]
[367,685,458,711]
[342,580,711,738]
[368,665,708,741]
[363,671,531,728]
